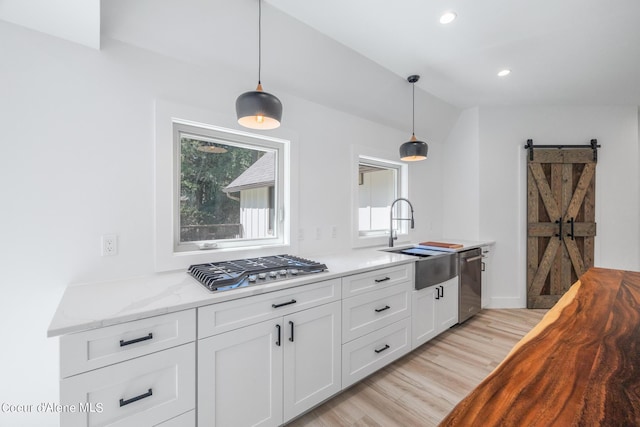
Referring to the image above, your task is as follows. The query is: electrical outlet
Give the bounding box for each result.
[102,234,118,256]
[315,227,322,240]
[331,225,337,239]
[298,228,305,241]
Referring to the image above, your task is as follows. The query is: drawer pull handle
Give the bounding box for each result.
[375,305,391,313]
[119,333,153,347]
[374,277,391,283]
[374,344,390,354]
[272,299,297,309]
[119,388,153,407]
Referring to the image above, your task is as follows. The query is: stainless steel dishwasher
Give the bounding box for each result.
[458,248,482,323]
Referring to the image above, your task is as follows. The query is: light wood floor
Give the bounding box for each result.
[288,309,547,427]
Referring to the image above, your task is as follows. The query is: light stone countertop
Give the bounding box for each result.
[47,240,493,338]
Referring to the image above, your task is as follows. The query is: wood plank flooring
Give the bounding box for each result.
[287,309,547,427]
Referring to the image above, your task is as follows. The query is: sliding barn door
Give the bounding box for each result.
[527,149,597,308]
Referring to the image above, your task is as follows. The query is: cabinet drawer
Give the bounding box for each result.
[60,343,195,427]
[60,310,196,378]
[342,318,411,389]
[198,278,341,339]
[342,263,413,298]
[155,410,195,426]
[342,281,411,343]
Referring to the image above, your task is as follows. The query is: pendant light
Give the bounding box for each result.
[399,75,428,161]
[236,0,283,130]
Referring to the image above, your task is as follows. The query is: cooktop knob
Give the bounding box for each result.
[269,271,278,278]
[279,269,288,276]
[258,273,267,279]
[290,269,298,275]
[248,275,257,282]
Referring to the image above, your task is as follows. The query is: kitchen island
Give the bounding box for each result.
[440,267,640,426]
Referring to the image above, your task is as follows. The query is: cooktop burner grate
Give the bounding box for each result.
[188,254,328,292]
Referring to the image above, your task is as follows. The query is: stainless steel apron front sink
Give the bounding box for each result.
[383,247,458,290]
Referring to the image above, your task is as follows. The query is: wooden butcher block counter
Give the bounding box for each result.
[440,267,640,426]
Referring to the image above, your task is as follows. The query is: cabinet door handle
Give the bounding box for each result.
[440,285,444,298]
[119,388,153,407]
[275,324,281,347]
[374,277,391,283]
[289,321,294,342]
[374,344,390,354]
[272,299,297,309]
[435,287,440,300]
[119,333,153,347]
[375,305,391,313]
[481,262,485,272]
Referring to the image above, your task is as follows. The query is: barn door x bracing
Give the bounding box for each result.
[527,147,597,309]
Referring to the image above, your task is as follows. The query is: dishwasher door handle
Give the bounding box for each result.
[465,255,483,262]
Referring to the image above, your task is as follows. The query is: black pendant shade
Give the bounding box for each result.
[236,83,283,130]
[400,134,428,161]
[400,75,428,162]
[236,0,282,130]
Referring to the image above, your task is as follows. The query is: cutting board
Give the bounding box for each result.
[419,241,464,249]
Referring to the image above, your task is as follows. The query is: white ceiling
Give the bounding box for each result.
[6,0,638,139]
[267,0,640,107]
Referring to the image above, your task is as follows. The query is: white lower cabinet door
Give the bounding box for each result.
[198,320,283,427]
[438,277,459,331]
[411,286,438,349]
[60,343,195,427]
[283,301,341,422]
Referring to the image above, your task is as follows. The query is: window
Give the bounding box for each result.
[358,162,398,235]
[154,100,295,271]
[173,123,286,252]
[353,154,408,246]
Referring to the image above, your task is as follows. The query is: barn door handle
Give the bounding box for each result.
[554,218,563,241]
[566,217,575,240]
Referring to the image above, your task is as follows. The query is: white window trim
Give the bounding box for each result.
[351,146,409,249]
[154,100,298,272]
[173,122,284,252]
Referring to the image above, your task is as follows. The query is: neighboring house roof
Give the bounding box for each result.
[223,151,275,193]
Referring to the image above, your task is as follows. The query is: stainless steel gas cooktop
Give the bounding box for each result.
[188,254,328,292]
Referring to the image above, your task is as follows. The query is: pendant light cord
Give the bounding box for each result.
[258,0,262,85]
[412,82,415,136]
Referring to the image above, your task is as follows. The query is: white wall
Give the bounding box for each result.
[442,108,480,239]
[443,106,640,308]
[478,106,640,307]
[0,21,451,426]
[0,0,100,48]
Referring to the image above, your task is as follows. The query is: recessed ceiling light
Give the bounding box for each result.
[497,69,511,77]
[439,12,457,24]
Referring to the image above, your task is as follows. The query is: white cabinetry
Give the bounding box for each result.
[341,264,413,388]
[197,279,341,426]
[59,310,196,427]
[283,301,341,421]
[481,244,493,308]
[198,319,283,427]
[412,277,458,349]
